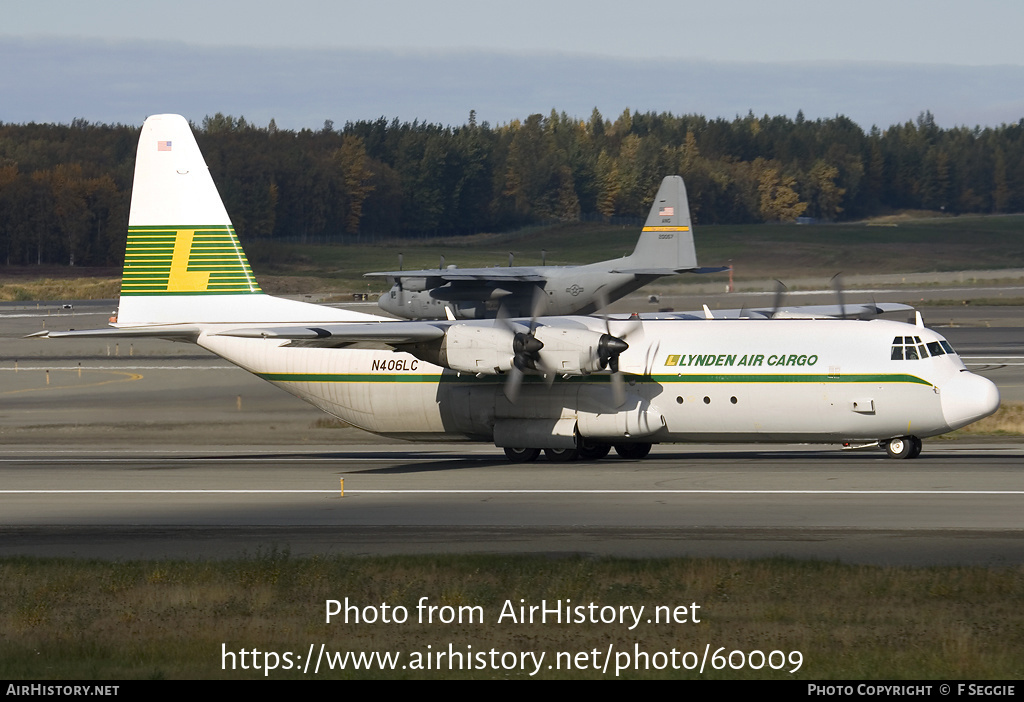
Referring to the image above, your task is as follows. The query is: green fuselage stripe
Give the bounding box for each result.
[255,372,931,386]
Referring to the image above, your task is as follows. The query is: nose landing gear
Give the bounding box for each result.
[884,436,922,459]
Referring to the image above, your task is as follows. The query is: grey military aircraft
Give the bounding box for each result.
[366,176,728,320]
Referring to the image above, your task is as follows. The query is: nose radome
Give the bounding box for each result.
[941,371,1000,431]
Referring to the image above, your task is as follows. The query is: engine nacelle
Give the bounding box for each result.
[431,322,624,377]
[533,327,610,376]
[437,324,514,374]
[396,276,439,292]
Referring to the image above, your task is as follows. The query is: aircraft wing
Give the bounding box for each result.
[32,303,911,346]
[31,321,448,345]
[365,268,547,282]
[212,321,448,343]
[641,302,913,320]
[609,265,731,275]
[214,302,911,340]
[369,265,730,280]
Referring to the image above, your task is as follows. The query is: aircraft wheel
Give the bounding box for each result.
[544,447,580,462]
[884,437,915,459]
[504,447,541,463]
[908,436,923,458]
[613,443,652,460]
[578,441,611,461]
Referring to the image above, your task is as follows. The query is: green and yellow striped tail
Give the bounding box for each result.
[122,224,261,296]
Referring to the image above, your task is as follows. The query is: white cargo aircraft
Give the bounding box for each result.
[36,114,1000,461]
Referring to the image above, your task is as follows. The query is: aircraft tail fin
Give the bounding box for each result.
[622,176,699,273]
[116,114,378,327]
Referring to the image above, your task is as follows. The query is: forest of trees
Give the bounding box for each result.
[1,108,1023,267]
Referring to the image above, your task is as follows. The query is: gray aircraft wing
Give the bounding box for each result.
[369,265,731,279]
[365,267,547,282]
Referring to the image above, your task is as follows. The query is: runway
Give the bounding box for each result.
[1,442,1022,565]
[2,295,1023,565]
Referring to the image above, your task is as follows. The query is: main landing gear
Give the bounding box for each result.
[502,441,653,463]
[883,435,922,459]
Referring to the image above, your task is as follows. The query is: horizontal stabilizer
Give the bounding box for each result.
[610,265,730,275]
[30,325,204,340]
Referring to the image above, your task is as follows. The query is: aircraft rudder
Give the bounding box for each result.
[630,176,698,270]
[121,114,262,301]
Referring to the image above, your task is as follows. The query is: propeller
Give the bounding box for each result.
[769,279,787,318]
[498,287,550,403]
[830,272,847,319]
[596,292,640,406]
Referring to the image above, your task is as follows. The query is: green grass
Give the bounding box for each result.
[246,213,1024,293]
[5,213,1024,299]
[2,554,1022,679]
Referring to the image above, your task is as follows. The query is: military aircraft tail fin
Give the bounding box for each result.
[623,175,699,273]
[116,114,378,327]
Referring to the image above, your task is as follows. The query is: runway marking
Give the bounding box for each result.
[964,356,1024,359]
[0,365,234,371]
[0,370,143,395]
[3,489,1024,495]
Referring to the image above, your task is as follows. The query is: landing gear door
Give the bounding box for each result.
[440,382,495,438]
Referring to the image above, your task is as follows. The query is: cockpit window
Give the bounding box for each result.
[891,336,954,361]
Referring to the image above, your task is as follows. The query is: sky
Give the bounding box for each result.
[4,0,1024,129]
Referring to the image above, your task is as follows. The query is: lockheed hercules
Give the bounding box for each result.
[35,114,1000,462]
[366,176,727,320]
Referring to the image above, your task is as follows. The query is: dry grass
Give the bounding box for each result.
[949,402,1024,435]
[2,554,1022,679]
[0,278,121,301]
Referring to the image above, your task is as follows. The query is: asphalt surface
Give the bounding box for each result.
[2,285,1022,565]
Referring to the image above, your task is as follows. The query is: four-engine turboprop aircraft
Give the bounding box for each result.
[36,114,1001,461]
[365,175,728,320]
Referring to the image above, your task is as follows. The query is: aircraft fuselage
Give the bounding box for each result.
[198,318,997,449]
[378,264,658,320]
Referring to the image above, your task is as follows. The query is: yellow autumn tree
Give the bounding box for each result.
[755,159,807,222]
[334,135,375,235]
